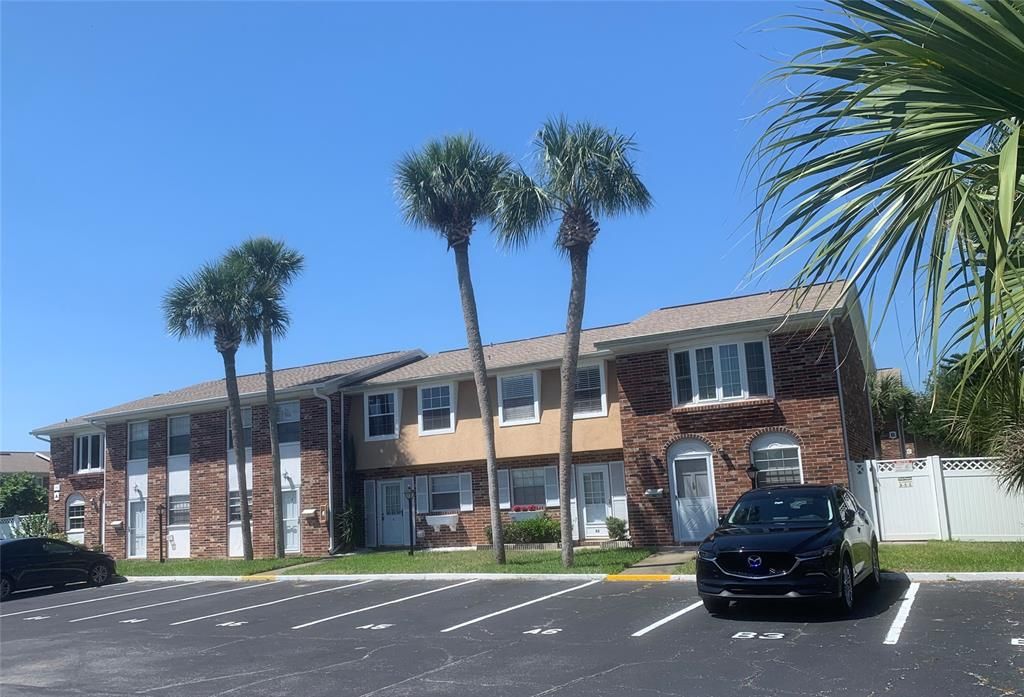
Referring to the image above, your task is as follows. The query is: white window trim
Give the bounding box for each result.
[497,370,541,427]
[66,494,86,533]
[73,433,104,473]
[277,400,301,444]
[127,420,149,462]
[225,407,254,451]
[417,382,456,436]
[167,415,191,457]
[668,335,775,407]
[364,390,400,442]
[509,466,549,508]
[428,473,462,513]
[750,433,804,484]
[572,361,608,420]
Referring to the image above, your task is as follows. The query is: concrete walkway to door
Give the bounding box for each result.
[609,548,695,580]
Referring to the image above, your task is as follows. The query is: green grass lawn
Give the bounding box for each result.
[116,556,319,576]
[283,547,651,575]
[673,541,1024,574]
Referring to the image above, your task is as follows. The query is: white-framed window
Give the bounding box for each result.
[669,337,773,406]
[365,391,399,441]
[128,421,149,460]
[573,362,607,418]
[750,432,803,487]
[277,401,300,444]
[227,490,254,522]
[498,371,540,426]
[511,467,547,507]
[167,494,190,525]
[66,494,86,532]
[418,383,455,435]
[74,434,103,473]
[227,407,253,449]
[168,416,190,456]
[428,474,462,512]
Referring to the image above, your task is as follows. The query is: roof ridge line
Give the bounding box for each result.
[654,280,845,312]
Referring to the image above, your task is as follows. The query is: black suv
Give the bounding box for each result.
[0,538,116,601]
[696,484,879,614]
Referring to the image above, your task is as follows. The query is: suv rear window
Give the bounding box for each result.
[728,490,835,525]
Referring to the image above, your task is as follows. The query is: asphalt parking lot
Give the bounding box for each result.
[1,577,1021,696]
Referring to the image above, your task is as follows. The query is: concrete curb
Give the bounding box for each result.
[881,571,1024,582]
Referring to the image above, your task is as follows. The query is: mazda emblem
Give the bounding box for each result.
[747,555,763,569]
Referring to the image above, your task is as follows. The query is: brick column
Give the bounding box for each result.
[190,410,227,558]
[104,423,128,559]
[250,405,275,558]
[300,397,330,555]
[146,418,167,560]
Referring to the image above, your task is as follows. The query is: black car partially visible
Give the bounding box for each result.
[696,484,879,614]
[0,537,116,601]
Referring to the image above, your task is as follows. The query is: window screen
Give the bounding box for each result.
[501,374,536,422]
[573,366,603,415]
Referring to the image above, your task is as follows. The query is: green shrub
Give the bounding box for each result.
[334,500,363,552]
[606,516,628,541]
[486,515,561,544]
[13,514,66,541]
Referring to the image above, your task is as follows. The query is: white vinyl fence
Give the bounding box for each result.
[0,514,46,540]
[848,457,1024,542]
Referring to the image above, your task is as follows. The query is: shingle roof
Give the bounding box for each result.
[0,451,51,475]
[33,350,420,434]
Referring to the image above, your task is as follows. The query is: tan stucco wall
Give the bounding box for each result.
[351,361,622,470]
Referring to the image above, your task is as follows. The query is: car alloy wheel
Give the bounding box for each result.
[839,561,855,612]
[870,544,881,587]
[89,563,110,586]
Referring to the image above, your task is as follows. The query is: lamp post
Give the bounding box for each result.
[745,465,758,490]
[404,485,415,556]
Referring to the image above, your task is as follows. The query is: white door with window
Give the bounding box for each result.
[577,464,611,538]
[668,440,718,542]
[282,489,300,553]
[128,500,147,558]
[379,480,407,546]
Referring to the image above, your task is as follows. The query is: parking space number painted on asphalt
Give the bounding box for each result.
[22,616,49,621]
[523,628,562,635]
[732,631,785,640]
[1012,638,1023,647]
[356,623,393,630]
[216,621,248,627]
[119,618,147,624]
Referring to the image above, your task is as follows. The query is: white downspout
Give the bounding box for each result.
[313,386,334,552]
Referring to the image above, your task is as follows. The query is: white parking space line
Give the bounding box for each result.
[169,580,372,625]
[883,582,920,645]
[68,582,274,623]
[1,582,202,618]
[440,579,602,633]
[630,600,703,637]
[292,579,479,630]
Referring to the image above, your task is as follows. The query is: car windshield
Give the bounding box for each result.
[727,491,834,526]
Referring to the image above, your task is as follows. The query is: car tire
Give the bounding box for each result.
[835,558,855,614]
[0,575,12,602]
[88,563,111,587]
[702,596,729,614]
[864,541,881,590]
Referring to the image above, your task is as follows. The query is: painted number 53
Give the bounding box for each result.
[732,631,785,640]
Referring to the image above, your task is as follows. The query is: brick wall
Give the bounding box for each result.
[48,435,104,550]
[250,405,276,558]
[617,329,851,547]
[103,423,127,558]
[356,449,623,548]
[145,418,167,560]
[189,410,227,558]
[299,397,331,555]
[834,315,875,461]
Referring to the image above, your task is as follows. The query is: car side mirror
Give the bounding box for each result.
[841,509,855,527]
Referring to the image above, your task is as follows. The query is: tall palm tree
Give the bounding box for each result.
[495,118,652,566]
[751,0,1024,413]
[394,134,513,563]
[164,258,256,559]
[228,238,304,559]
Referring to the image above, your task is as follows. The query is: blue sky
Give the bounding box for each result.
[2,1,921,451]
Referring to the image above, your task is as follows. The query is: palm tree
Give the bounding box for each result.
[394,134,513,563]
[494,118,652,566]
[750,0,1024,415]
[164,258,256,560]
[228,238,304,559]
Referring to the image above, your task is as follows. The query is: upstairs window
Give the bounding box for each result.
[573,364,606,418]
[670,338,773,406]
[227,407,253,449]
[74,434,103,473]
[277,401,300,444]
[128,422,149,461]
[499,372,539,426]
[365,391,398,440]
[418,384,455,435]
[168,416,190,456]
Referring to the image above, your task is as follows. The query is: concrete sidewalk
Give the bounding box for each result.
[608,549,695,581]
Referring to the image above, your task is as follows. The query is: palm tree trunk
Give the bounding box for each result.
[558,244,590,567]
[452,242,505,563]
[264,323,285,559]
[222,347,254,560]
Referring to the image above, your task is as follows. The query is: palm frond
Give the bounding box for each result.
[226,237,304,340]
[491,168,552,249]
[162,258,256,352]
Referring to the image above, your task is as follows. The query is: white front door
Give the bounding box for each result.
[671,455,718,542]
[379,480,407,546]
[282,489,300,553]
[128,500,147,558]
[577,464,611,538]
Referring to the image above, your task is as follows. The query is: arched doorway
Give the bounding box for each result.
[667,439,718,542]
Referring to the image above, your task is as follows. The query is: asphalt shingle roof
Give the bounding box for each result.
[0,451,51,475]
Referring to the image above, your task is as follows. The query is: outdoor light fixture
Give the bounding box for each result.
[405,485,416,556]
[745,465,758,489]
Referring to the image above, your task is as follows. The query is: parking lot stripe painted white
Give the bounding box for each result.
[883,582,920,645]
[68,583,273,623]
[630,600,703,637]
[169,580,372,625]
[291,579,479,630]
[440,579,602,633]
[0,582,202,618]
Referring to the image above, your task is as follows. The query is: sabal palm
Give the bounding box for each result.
[228,238,304,559]
[495,118,652,566]
[395,134,512,563]
[163,258,257,560]
[751,0,1024,420]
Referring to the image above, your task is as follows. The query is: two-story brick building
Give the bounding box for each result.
[32,282,874,558]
